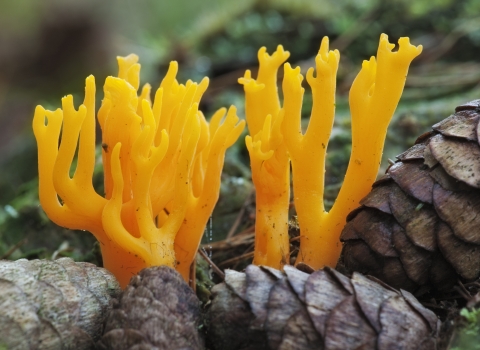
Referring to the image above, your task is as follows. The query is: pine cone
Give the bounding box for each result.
[97,266,204,350]
[340,99,480,295]
[206,264,440,350]
[0,257,121,349]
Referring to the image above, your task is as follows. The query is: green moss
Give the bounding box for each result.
[450,308,480,350]
[195,254,216,304]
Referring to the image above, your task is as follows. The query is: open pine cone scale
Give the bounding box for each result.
[206,265,440,350]
[340,99,480,295]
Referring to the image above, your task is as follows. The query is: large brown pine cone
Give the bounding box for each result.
[0,257,121,349]
[206,264,440,350]
[340,99,480,295]
[97,265,204,350]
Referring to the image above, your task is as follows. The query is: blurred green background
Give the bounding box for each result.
[1,0,480,265]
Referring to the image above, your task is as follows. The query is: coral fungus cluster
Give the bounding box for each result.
[241,34,422,270]
[34,33,421,286]
[33,54,244,287]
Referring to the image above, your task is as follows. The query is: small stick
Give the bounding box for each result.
[1,238,28,260]
[233,243,255,270]
[455,280,473,302]
[218,251,254,267]
[198,248,225,280]
[226,189,254,239]
[202,228,254,252]
[233,224,255,237]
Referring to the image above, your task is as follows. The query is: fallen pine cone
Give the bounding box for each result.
[0,257,121,349]
[206,264,440,350]
[340,99,480,295]
[97,265,204,350]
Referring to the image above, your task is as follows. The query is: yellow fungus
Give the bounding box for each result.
[33,54,245,287]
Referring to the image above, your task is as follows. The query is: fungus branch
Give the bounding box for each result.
[34,54,244,287]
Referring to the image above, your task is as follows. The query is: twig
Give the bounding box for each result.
[205,226,254,252]
[218,251,254,267]
[1,238,28,259]
[234,224,255,237]
[198,248,225,280]
[455,280,471,300]
[230,241,255,270]
[226,189,254,239]
[464,281,480,290]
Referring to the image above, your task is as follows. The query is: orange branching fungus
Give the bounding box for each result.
[243,34,422,270]
[33,54,245,287]
[239,46,291,269]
